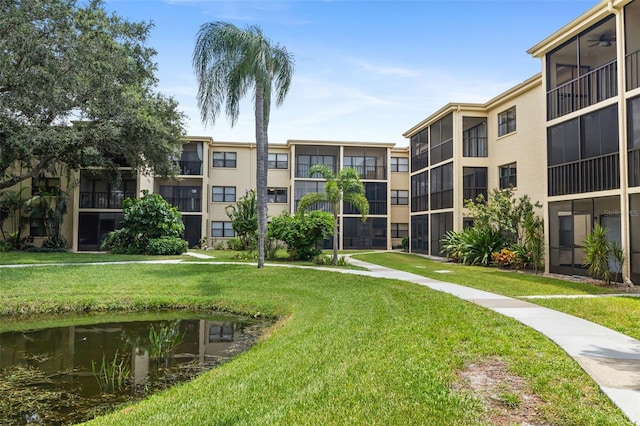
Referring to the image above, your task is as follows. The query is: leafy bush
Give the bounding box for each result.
[212,241,226,250]
[268,211,333,260]
[441,227,505,266]
[226,238,244,251]
[225,190,257,250]
[583,224,612,284]
[146,237,188,255]
[102,190,186,255]
[401,236,409,252]
[41,236,68,250]
[492,248,516,269]
[0,240,12,252]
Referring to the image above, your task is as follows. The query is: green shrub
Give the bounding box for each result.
[146,237,188,255]
[102,190,185,255]
[41,236,68,250]
[212,241,226,250]
[441,227,505,266]
[401,235,409,252]
[0,240,12,252]
[268,211,333,261]
[583,224,612,284]
[226,238,244,251]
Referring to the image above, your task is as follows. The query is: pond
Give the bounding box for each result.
[0,312,269,425]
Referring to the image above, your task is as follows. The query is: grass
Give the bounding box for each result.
[354,252,640,340]
[0,259,632,425]
[0,251,183,265]
[532,296,640,341]
[353,252,615,296]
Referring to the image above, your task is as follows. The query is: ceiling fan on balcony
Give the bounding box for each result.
[588,32,616,48]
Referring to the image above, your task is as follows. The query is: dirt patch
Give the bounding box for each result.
[451,358,548,426]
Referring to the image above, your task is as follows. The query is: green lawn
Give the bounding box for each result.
[0,259,631,425]
[353,252,615,296]
[354,252,640,341]
[0,251,183,265]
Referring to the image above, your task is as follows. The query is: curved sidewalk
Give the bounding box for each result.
[345,256,640,425]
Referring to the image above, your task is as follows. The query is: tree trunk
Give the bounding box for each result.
[333,209,339,265]
[255,88,268,268]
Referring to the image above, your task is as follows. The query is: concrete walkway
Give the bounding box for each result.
[344,256,640,425]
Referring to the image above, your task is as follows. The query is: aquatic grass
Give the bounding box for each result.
[148,320,184,362]
[92,350,131,393]
[0,261,632,425]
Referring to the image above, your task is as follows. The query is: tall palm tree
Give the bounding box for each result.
[298,164,369,265]
[193,22,294,268]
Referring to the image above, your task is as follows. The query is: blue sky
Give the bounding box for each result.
[104,0,599,146]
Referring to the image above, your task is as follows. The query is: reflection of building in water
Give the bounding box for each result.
[0,318,248,393]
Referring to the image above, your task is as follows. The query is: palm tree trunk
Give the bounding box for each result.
[333,210,339,265]
[255,88,268,268]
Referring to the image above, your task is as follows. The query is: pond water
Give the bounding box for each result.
[0,312,268,425]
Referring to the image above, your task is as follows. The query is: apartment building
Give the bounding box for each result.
[403,75,546,257]
[528,0,640,284]
[3,138,408,252]
[403,0,639,284]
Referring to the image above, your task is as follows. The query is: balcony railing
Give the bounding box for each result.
[343,237,386,250]
[411,152,428,172]
[176,160,203,176]
[627,49,640,92]
[294,200,333,213]
[411,195,428,212]
[347,165,387,180]
[344,200,386,215]
[547,59,617,120]
[548,152,620,196]
[164,197,202,212]
[463,187,487,203]
[295,164,337,178]
[80,191,135,209]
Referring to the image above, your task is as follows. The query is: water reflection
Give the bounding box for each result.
[0,314,266,425]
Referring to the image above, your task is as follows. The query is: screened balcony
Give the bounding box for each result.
[176,142,204,175]
[626,0,640,91]
[546,16,618,120]
[295,146,339,178]
[79,171,136,209]
[343,147,387,180]
[548,152,620,196]
[547,60,617,120]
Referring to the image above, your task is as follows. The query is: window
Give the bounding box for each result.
[498,107,516,137]
[391,157,408,172]
[411,171,428,212]
[296,154,336,178]
[462,167,487,202]
[212,186,236,202]
[32,177,60,195]
[463,117,487,157]
[211,221,234,237]
[410,129,429,171]
[430,163,453,210]
[499,163,517,189]
[430,113,453,165]
[391,223,408,238]
[391,190,409,205]
[212,152,236,168]
[268,153,288,169]
[268,187,287,203]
